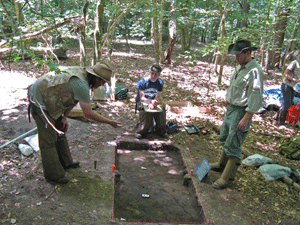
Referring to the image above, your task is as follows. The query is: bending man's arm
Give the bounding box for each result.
[79,101,123,128]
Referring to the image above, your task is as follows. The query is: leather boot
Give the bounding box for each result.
[278,109,288,125]
[210,150,228,172]
[212,158,241,189]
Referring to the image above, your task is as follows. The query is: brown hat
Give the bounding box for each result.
[86,62,112,86]
[228,39,258,55]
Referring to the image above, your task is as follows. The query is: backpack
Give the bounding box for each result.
[115,84,129,100]
[279,137,300,160]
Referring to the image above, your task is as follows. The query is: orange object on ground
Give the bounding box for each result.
[112,164,116,173]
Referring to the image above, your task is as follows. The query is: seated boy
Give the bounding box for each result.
[135,64,167,139]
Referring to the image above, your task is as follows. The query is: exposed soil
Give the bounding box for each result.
[114,141,205,223]
[0,41,300,225]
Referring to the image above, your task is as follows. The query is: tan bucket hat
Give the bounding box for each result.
[86,62,112,86]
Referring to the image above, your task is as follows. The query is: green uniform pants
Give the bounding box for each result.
[31,105,73,181]
[220,104,252,160]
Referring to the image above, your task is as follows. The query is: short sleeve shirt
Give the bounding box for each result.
[136,77,164,102]
[284,60,300,87]
[30,76,90,109]
[68,77,90,103]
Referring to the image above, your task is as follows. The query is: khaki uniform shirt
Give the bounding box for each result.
[226,58,264,114]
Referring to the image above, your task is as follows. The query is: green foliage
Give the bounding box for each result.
[186,52,200,66]
[1,0,300,70]
[5,38,61,72]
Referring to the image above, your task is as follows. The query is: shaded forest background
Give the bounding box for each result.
[1,1,300,224]
[1,0,300,79]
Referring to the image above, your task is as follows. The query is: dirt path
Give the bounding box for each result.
[0,43,299,225]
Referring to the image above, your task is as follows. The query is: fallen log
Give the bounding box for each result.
[251,130,288,139]
[0,16,80,48]
[0,46,67,61]
[282,176,300,191]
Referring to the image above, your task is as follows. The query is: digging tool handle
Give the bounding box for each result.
[0,127,37,149]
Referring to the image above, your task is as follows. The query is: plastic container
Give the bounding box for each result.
[17,144,34,156]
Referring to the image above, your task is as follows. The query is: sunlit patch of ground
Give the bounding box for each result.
[0,70,36,111]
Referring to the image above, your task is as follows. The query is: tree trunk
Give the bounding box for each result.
[0,0,18,35]
[163,0,176,64]
[210,21,219,42]
[152,0,160,63]
[180,26,187,52]
[164,37,177,64]
[100,0,140,54]
[93,0,106,65]
[215,0,229,85]
[159,0,164,64]
[281,6,300,74]
[178,1,189,52]
[107,1,120,62]
[107,13,117,62]
[268,1,291,69]
[59,0,65,16]
[123,18,131,53]
[14,1,23,26]
[0,16,5,38]
[79,1,90,67]
[239,0,250,28]
[187,0,198,50]
[260,0,271,69]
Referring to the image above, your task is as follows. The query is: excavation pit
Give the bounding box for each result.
[112,140,208,224]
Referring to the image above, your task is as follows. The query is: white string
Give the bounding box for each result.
[30,96,64,136]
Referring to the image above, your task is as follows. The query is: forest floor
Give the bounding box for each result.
[0,40,300,225]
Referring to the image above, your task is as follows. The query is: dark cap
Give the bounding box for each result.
[228,39,258,55]
[150,64,162,73]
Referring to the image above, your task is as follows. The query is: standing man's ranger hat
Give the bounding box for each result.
[228,39,258,55]
[86,62,112,86]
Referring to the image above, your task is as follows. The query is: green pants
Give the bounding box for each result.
[220,104,252,160]
[31,105,73,181]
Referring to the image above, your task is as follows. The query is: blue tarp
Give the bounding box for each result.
[262,88,300,110]
[263,88,283,108]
